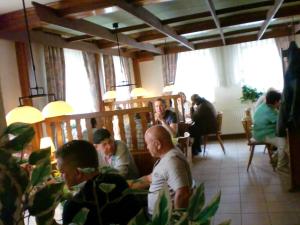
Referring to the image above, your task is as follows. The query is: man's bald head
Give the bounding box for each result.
[145,125,174,157]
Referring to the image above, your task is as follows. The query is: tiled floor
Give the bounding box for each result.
[191,139,300,225]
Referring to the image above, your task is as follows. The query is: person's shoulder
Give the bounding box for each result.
[95,172,128,187]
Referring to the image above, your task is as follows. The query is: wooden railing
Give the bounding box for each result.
[33,107,155,175]
[103,94,185,122]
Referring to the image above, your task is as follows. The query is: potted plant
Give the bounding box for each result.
[240,85,263,103]
[0,123,66,225]
[128,184,231,225]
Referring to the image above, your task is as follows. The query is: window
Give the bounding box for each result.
[232,39,283,92]
[174,49,218,102]
[113,56,130,101]
[64,49,95,113]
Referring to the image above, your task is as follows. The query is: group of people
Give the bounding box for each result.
[55,93,219,225]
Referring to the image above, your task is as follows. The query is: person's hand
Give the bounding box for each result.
[155,112,163,122]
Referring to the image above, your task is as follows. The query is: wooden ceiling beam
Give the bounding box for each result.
[114,0,194,50]
[57,0,174,17]
[0,30,127,56]
[65,34,94,42]
[32,2,162,54]
[205,0,225,45]
[128,4,300,43]
[257,0,284,40]
[116,0,300,33]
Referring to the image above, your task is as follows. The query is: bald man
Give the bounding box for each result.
[129,125,192,216]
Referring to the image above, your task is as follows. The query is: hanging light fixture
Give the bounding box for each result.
[5,0,73,125]
[130,87,148,98]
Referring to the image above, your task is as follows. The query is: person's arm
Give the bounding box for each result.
[174,186,191,209]
[113,143,130,178]
[128,174,152,189]
[161,120,178,137]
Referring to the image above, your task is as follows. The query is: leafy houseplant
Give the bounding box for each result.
[0,123,64,225]
[128,183,231,225]
[240,85,263,103]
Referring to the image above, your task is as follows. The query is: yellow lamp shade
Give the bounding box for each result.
[6,106,44,125]
[103,90,117,100]
[130,87,148,98]
[163,85,174,93]
[42,101,73,118]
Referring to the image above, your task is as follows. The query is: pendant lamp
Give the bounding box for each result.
[5,0,73,125]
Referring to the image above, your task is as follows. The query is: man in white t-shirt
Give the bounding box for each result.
[129,125,192,216]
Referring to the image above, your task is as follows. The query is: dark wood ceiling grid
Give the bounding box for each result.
[0,0,300,59]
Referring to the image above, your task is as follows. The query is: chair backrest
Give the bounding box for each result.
[241,118,253,144]
[177,132,190,157]
[178,121,190,137]
[216,111,223,133]
[244,108,252,123]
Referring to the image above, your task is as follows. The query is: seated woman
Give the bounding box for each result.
[253,90,289,171]
[93,128,139,179]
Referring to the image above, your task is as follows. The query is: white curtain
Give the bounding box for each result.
[228,39,284,92]
[174,49,219,102]
[113,56,131,101]
[64,49,95,113]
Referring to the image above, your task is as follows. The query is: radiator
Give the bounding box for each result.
[220,107,246,134]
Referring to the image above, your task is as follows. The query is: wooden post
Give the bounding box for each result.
[15,42,32,106]
[132,58,142,88]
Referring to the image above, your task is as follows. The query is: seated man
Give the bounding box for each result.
[189,94,217,154]
[56,140,141,225]
[154,98,178,137]
[93,128,139,179]
[129,125,192,216]
[177,92,192,122]
[253,90,289,170]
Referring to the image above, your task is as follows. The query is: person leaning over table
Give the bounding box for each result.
[128,125,193,217]
[93,128,139,179]
[154,97,178,137]
[56,140,142,225]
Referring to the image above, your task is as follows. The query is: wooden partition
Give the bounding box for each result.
[35,107,155,175]
[103,94,185,122]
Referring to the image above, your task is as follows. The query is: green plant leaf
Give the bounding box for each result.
[3,126,35,152]
[0,150,29,194]
[128,209,150,225]
[30,160,52,186]
[174,213,188,225]
[187,183,205,221]
[98,183,116,194]
[71,207,90,225]
[29,148,51,165]
[0,172,20,224]
[195,191,221,223]
[152,186,172,225]
[28,182,64,216]
[218,219,231,225]
[35,210,55,225]
[1,122,32,137]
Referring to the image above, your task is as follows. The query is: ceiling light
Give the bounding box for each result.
[130,87,148,98]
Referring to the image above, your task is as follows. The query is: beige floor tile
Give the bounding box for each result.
[214,213,241,225]
[241,202,268,213]
[242,213,271,225]
[218,202,241,214]
[269,213,300,225]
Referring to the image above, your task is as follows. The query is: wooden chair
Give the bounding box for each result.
[241,118,275,171]
[177,132,192,164]
[203,112,226,155]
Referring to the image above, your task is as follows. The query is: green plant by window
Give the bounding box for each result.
[240,85,263,103]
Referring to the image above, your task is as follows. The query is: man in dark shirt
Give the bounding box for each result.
[154,98,178,137]
[56,140,141,225]
[189,94,217,155]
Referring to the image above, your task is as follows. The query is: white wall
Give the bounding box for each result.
[139,56,164,97]
[0,39,21,114]
[138,53,247,134]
